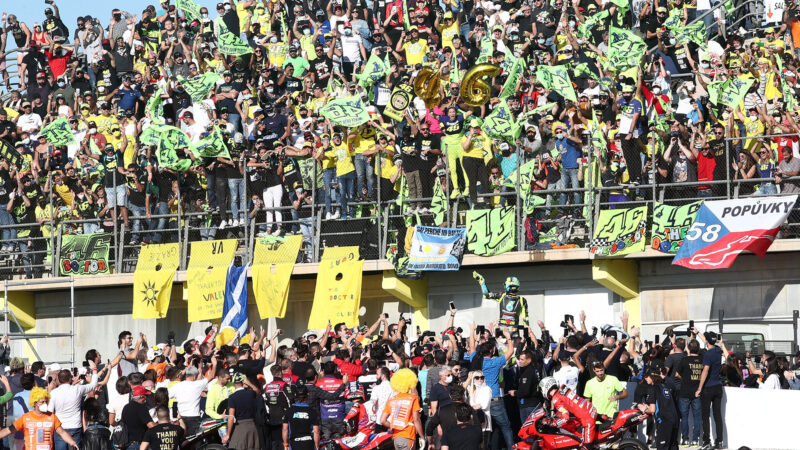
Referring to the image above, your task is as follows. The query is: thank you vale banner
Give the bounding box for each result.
[60,233,112,275]
[673,196,798,269]
[308,247,363,329]
[590,206,648,256]
[187,239,238,322]
[408,226,467,271]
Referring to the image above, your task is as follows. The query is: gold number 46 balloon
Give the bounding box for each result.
[413,67,441,109]
[459,64,501,107]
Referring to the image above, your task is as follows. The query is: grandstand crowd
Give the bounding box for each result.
[1,0,800,278]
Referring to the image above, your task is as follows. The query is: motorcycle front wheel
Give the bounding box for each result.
[615,438,648,450]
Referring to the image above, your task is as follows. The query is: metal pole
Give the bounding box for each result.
[48,172,54,276]
[113,165,119,270]
[725,138,731,199]
[375,154,382,258]
[70,276,75,367]
[514,145,522,251]
[793,310,799,354]
[243,162,249,262]
[3,280,8,337]
[176,176,183,267]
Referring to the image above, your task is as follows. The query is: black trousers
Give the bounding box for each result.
[655,419,679,450]
[462,156,488,205]
[701,384,724,445]
[619,134,643,184]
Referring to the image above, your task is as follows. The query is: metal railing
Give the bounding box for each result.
[3,137,800,279]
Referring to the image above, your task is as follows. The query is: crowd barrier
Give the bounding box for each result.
[2,132,800,279]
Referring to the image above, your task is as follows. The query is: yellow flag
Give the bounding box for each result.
[252,235,302,319]
[308,247,363,329]
[320,246,360,262]
[132,244,180,319]
[186,239,238,322]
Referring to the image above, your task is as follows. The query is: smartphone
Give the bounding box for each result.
[449,301,456,311]
[655,335,660,344]
[689,320,695,331]
[563,328,570,338]
[476,325,486,336]
[416,325,421,335]
[383,313,389,319]
[564,314,574,324]
[495,328,503,338]
[382,344,390,354]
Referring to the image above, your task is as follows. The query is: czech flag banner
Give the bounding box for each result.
[672,195,798,269]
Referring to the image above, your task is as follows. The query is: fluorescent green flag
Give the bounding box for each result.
[217,21,251,56]
[536,65,577,101]
[40,117,76,146]
[146,87,166,124]
[356,52,389,89]
[179,73,222,102]
[607,26,646,71]
[190,127,231,159]
[482,99,517,139]
[320,96,370,128]
[176,0,202,21]
[500,57,525,99]
[707,78,755,108]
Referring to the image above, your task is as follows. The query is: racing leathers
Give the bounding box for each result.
[545,385,598,445]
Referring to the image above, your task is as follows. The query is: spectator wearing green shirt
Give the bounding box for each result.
[283,45,310,77]
[582,361,628,418]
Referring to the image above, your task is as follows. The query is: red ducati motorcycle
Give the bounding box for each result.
[513,406,648,450]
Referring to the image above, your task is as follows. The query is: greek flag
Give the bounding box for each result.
[221,263,249,338]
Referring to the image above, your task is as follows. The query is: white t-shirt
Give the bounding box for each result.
[107,394,129,425]
[554,365,580,392]
[340,35,363,62]
[168,378,210,417]
[49,374,99,429]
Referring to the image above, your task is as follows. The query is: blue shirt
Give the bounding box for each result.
[495,152,518,178]
[116,88,142,112]
[465,352,507,398]
[556,137,581,170]
[702,346,723,387]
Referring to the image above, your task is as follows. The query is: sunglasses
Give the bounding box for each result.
[474,376,485,380]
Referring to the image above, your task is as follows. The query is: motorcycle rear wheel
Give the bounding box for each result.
[615,438,648,450]
[197,445,227,450]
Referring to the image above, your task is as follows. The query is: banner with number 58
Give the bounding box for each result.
[672,196,798,269]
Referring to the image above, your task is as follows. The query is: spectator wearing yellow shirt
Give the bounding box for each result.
[396,27,428,66]
[348,124,378,201]
[90,102,118,140]
[460,119,492,207]
[435,11,461,52]
[325,132,356,219]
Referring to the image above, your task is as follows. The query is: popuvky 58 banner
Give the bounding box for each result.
[408,226,467,271]
[673,196,798,269]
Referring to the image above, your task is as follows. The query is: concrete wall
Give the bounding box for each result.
[12,252,800,366]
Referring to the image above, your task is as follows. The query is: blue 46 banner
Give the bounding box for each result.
[408,226,467,271]
[673,196,798,269]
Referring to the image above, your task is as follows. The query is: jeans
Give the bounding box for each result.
[298,217,312,243]
[227,113,242,133]
[679,396,701,442]
[490,398,514,450]
[228,178,246,223]
[150,201,170,243]
[558,167,581,206]
[756,183,778,195]
[519,404,539,423]
[83,222,100,235]
[206,171,218,209]
[54,427,82,450]
[697,188,714,198]
[127,203,147,243]
[339,171,356,218]
[354,153,375,199]
[701,384,724,445]
[0,209,16,245]
[323,168,338,215]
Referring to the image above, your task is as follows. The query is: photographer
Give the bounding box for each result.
[290,181,313,245]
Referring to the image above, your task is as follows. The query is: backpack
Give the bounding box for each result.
[110,422,129,449]
[524,216,540,246]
